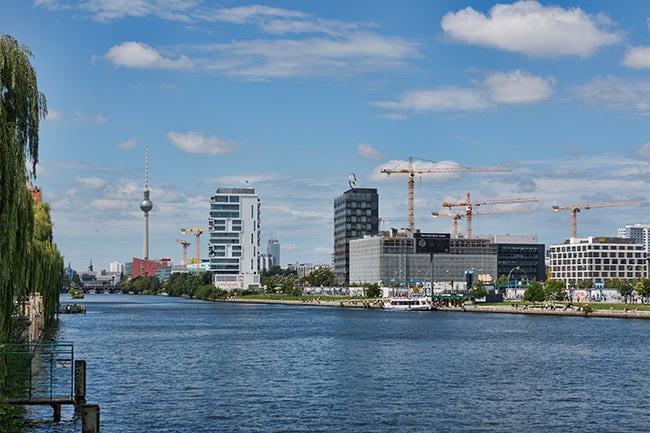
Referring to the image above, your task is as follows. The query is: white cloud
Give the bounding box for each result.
[46,109,61,120]
[95,112,108,123]
[441,1,622,58]
[373,69,553,115]
[373,87,491,113]
[483,70,555,104]
[622,46,650,68]
[117,138,137,149]
[574,76,650,112]
[104,41,193,70]
[197,33,420,79]
[167,131,237,155]
[75,176,107,190]
[638,142,650,159]
[38,0,197,23]
[357,144,383,160]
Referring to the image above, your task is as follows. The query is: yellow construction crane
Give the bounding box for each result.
[552,200,648,238]
[442,192,538,238]
[430,211,464,238]
[381,156,510,232]
[180,228,208,275]
[378,216,428,229]
[432,208,530,239]
[175,239,190,272]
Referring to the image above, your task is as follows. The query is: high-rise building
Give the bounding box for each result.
[209,187,261,290]
[267,238,280,268]
[333,187,379,285]
[618,223,650,277]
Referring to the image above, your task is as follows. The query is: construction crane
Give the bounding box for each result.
[381,156,510,232]
[552,200,648,238]
[432,208,530,238]
[175,239,190,272]
[430,211,464,238]
[180,228,208,275]
[378,216,429,229]
[442,192,538,238]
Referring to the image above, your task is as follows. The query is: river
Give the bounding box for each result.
[27,294,650,432]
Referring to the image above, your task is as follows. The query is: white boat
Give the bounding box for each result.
[383,297,432,311]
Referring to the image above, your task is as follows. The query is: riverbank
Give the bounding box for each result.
[222,297,650,319]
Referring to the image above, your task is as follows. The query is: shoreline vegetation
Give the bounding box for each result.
[216,295,650,319]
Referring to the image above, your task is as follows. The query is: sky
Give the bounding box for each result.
[4,0,650,272]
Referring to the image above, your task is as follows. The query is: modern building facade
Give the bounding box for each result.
[618,223,650,276]
[349,231,544,291]
[493,235,546,282]
[267,238,280,268]
[208,187,261,290]
[548,236,646,284]
[333,187,379,285]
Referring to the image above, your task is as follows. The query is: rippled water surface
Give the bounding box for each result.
[28,294,650,432]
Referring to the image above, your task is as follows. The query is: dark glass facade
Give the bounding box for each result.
[496,243,546,282]
[333,188,379,285]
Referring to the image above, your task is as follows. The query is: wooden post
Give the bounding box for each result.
[82,404,100,433]
[52,404,61,422]
[75,360,86,406]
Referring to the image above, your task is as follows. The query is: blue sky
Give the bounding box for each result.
[4,1,650,272]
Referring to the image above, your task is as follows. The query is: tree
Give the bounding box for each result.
[0,35,48,341]
[544,279,566,302]
[577,278,594,290]
[524,281,545,303]
[365,283,381,298]
[305,267,334,287]
[471,280,487,299]
[618,280,634,304]
[635,278,650,300]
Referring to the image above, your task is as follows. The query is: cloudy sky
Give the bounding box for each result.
[5,1,650,271]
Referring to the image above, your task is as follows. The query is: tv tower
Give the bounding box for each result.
[140,146,153,260]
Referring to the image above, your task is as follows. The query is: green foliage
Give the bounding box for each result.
[577,278,594,290]
[496,275,509,288]
[263,274,298,294]
[523,281,545,303]
[365,283,381,298]
[617,280,634,304]
[164,272,203,298]
[121,276,160,295]
[304,267,334,287]
[544,279,566,301]
[0,399,24,433]
[471,280,487,299]
[634,278,650,299]
[194,284,226,301]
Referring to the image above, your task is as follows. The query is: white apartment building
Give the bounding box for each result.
[209,187,261,290]
[548,236,647,283]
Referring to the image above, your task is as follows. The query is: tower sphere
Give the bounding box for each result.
[140,190,153,213]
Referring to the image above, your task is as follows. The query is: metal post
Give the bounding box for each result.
[75,360,86,406]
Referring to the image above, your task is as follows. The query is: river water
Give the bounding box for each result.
[27,294,649,432]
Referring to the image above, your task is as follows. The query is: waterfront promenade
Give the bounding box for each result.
[223,296,650,319]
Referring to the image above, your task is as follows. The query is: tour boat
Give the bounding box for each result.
[382,297,432,311]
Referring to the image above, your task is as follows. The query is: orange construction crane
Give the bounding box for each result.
[180,228,208,275]
[552,200,648,238]
[381,156,510,232]
[442,192,538,238]
[432,208,530,239]
[175,239,190,272]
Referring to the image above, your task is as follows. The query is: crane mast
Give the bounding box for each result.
[180,228,207,275]
[175,239,190,272]
[381,156,510,232]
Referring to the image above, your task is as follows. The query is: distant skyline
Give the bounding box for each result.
[4,1,650,271]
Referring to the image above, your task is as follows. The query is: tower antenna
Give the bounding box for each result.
[140,146,153,259]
